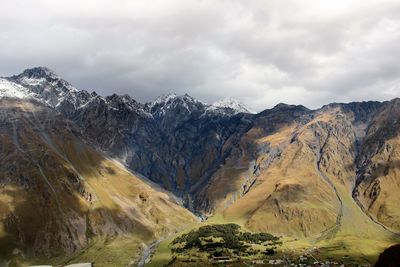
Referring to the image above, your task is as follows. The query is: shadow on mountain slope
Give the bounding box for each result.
[0,98,196,265]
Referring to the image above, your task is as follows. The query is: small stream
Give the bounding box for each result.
[137,216,203,267]
[137,239,162,267]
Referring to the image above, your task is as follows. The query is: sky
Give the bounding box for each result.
[1,0,400,111]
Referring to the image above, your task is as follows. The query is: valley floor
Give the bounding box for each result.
[145,214,399,267]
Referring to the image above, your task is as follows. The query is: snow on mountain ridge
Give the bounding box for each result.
[13,66,78,92]
[7,67,81,109]
[209,97,255,114]
[147,93,208,117]
[0,78,35,99]
[4,67,256,117]
[150,93,206,107]
[148,93,255,116]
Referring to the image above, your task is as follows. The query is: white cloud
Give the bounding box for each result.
[1,0,400,111]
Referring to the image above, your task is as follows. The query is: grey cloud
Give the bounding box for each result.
[1,0,400,111]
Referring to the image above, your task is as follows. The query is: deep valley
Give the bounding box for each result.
[0,67,399,266]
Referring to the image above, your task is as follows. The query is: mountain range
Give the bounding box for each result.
[0,67,399,266]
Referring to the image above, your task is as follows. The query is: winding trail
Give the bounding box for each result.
[315,160,343,241]
[314,133,344,241]
[352,191,400,237]
[313,130,399,242]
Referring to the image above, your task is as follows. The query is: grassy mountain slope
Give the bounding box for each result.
[355,99,400,232]
[192,103,400,262]
[0,98,196,266]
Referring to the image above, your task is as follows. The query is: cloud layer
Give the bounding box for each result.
[1,0,400,110]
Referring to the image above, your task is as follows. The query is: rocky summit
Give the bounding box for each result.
[0,67,400,266]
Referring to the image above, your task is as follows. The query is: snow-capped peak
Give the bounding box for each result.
[151,93,178,106]
[7,66,82,108]
[149,93,205,109]
[210,97,255,114]
[20,66,58,79]
[0,78,35,100]
[147,93,207,117]
[12,66,78,93]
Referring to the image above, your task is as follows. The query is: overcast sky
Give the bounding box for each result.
[1,0,400,110]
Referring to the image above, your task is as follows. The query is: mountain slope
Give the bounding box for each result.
[2,67,400,264]
[0,96,195,265]
[7,68,255,211]
[354,98,400,232]
[194,101,398,259]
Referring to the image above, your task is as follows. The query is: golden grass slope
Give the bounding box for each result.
[198,105,399,260]
[355,99,400,232]
[0,98,196,266]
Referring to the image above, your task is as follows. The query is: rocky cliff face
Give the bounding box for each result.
[206,100,399,242]
[1,67,400,262]
[7,68,255,211]
[354,99,400,231]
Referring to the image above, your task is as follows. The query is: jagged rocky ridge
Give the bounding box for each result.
[5,67,256,211]
[1,67,400,248]
[0,75,197,264]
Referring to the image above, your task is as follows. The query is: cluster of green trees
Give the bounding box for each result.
[171,223,280,254]
[239,232,279,244]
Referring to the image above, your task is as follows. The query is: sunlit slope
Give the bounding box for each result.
[201,104,398,250]
[306,107,395,258]
[355,98,400,232]
[0,98,195,264]
[222,108,342,238]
